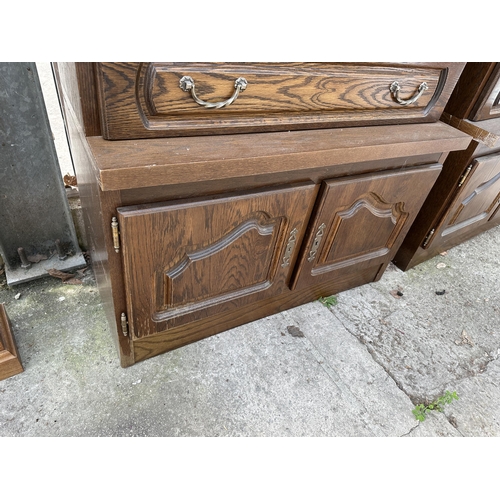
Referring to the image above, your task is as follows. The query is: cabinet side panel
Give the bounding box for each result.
[57,79,133,367]
[53,62,101,137]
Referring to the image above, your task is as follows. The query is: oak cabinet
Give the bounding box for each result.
[394,63,500,270]
[0,304,23,381]
[469,64,500,122]
[114,165,442,342]
[53,63,471,366]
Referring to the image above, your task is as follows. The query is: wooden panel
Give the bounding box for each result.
[96,62,465,139]
[439,153,500,238]
[52,62,101,137]
[291,165,442,290]
[470,64,500,122]
[117,153,444,210]
[59,82,134,367]
[0,304,23,381]
[86,122,471,191]
[443,63,498,120]
[117,183,317,338]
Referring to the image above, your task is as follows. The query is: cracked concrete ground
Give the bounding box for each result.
[1,224,499,437]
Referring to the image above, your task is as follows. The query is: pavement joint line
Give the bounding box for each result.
[296,331,383,436]
[328,305,416,402]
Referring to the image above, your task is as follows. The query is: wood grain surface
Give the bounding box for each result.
[86,122,471,191]
[0,304,23,381]
[95,62,466,139]
[291,165,442,290]
[117,183,317,337]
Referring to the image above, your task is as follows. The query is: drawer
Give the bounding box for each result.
[96,62,466,140]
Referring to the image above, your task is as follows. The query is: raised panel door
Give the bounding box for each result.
[117,183,316,338]
[439,153,500,240]
[291,165,442,290]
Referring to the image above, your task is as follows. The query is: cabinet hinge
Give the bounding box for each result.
[111,216,120,253]
[120,312,128,337]
[458,165,473,188]
[422,228,435,248]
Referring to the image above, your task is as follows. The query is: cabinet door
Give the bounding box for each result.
[291,165,442,290]
[439,153,500,240]
[117,183,316,338]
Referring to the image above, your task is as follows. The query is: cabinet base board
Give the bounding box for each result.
[131,264,383,366]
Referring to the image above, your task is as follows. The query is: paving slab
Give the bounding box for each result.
[0,225,499,436]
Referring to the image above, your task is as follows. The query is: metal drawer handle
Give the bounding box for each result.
[389,81,428,106]
[281,228,299,268]
[179,75,247,109]
[308,223,326,262]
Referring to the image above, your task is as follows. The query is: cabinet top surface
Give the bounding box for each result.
[86,122,471,192]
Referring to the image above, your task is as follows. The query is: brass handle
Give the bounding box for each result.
[179,75,247,109]
[308,223,326,262]
[281,228,298,268]
[389,81,428,106]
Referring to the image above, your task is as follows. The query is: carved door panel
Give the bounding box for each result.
[291,165,442,290]
[117,183,316,338]
[439,153,500,240]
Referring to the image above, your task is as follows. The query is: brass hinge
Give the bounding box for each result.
[458,165,473,188]
[120,312,128,337]
[422,228,435,248]
[111,216,120,253]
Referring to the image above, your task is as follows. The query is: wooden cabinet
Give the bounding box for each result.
[95,62,465,139]
[53,62,471,367]
[394,63,500,270]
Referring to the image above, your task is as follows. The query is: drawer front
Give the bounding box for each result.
[96,62,465,139]
[470,63,500,121]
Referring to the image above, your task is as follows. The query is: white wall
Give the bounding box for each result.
[36,62,75,178]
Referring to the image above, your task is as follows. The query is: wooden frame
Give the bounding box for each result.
[0,304,23,381]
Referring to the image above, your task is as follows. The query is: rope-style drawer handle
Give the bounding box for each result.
[389,81,428,106]
[179,75,248,109]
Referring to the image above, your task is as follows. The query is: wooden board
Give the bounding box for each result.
[0,304,23,381]
[95,62,466,139]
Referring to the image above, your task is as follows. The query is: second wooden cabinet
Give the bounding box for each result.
[393,63,500,270]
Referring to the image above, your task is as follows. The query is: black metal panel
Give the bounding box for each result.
[0,62,84,283]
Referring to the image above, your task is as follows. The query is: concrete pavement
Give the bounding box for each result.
[1,223,499,437]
